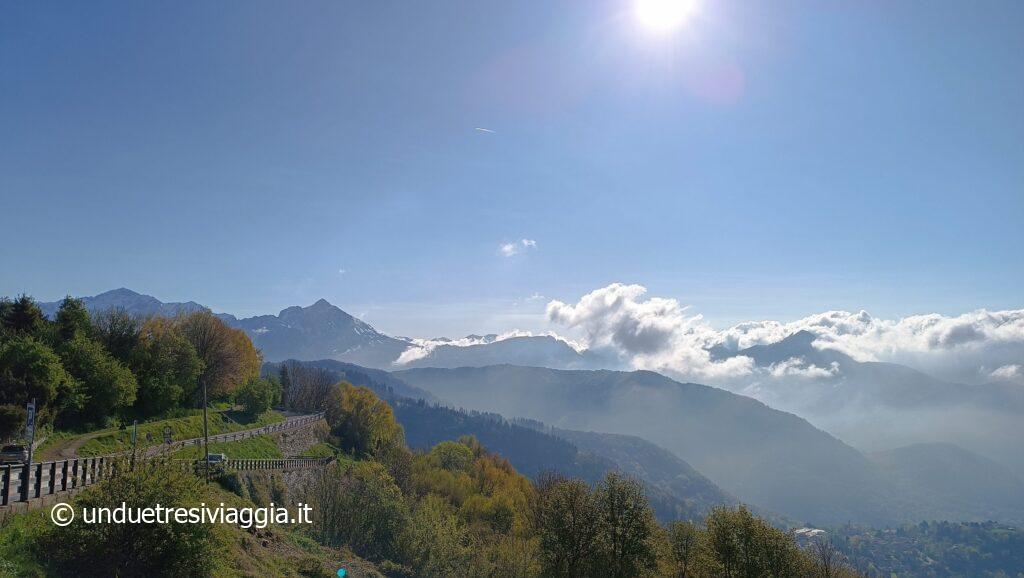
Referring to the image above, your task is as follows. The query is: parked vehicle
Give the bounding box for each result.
[0,444,29,464]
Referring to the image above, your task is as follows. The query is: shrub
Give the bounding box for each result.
[39,464,220,577]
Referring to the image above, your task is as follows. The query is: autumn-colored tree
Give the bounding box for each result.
[175,310,260,402]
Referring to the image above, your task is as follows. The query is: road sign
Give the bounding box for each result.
[25,399,36,465]
[163,426,173,445]
[25,400,35,440]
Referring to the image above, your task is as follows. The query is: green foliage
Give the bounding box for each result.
[172,434,283,460]
[0,336,76,416]
[325,382,405,459]
[299,442,338,458]
[535,475,603,578]
[668,520,704,578]
[701,506,815,578]
[832,521,1024,577]
[236,378,275,418]
[596,471,658,578]
[307,460,409,561]
[399,494,472,576]
[38,464,219,577]
[91,307,141,365]
[130,316,202,418]
[0,295,46,338]
[0,404,26,441]
[74,409,283,457]
[54,296,92,342]
[57,335,137,426]
[427,441,475,473]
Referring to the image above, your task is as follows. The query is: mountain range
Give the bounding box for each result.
[394,364,1024,526]
[36,288,1024,526]
[711,330,1024,478]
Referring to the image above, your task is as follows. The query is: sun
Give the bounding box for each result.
[634,0,698,33]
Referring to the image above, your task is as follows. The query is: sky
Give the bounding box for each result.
[1,0,1022,338]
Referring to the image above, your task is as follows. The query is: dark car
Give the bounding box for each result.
[0,444,29,464]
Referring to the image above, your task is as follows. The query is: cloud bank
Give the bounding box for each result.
[545,283,1024,385]
[395,330,585,365]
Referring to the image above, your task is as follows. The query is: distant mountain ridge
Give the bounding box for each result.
[39,288,207,319]
[713,329,1024,479]
[39,288,599,370]
[218,299,409,368]
[395,364,1024,526]
[270,358,739,523]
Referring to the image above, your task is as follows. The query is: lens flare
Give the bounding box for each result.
[634,0,698,33]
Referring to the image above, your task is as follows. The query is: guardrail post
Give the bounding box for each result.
[33,463,42,498]
[17,464,28,502]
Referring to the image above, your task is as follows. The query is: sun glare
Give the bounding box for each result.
[634,0,698,33]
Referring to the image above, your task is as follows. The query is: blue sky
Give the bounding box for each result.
[1,0,1021,337]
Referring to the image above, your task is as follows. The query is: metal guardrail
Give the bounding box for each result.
[0,412,327,510]
[192,457,334,472]
[1,455,120,507]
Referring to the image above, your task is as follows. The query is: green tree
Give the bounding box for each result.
[324,382,405,459]
[307,460,409,561]
[703,506,811,578]
[536,475,602,578]
[130,317,201,417]
[59,335,137,425]
[40,463,219,577]
[0,336,76,416]
[428,440,476,473]
[400,494,472,575]
[91,307,141,364]
[596,472,657,578]
[668,520,703,578]
[236,378,274,417]
[0,294,46,337]
[54,296,92,343]
[0,404,26,441]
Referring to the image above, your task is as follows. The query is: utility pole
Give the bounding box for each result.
[202,379,210,483]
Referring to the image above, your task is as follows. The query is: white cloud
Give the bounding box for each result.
[394,329,585,365]
[338,268,347,275]
[768,358,840,379]
[546,283,1024,385]
[546,283,755,381]
[499,238,538,257]
[990,364,1022,381]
